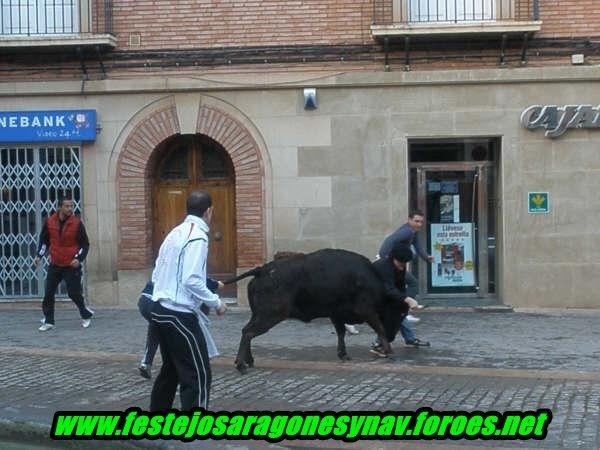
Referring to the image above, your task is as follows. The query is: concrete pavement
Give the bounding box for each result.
[1,304,600,449]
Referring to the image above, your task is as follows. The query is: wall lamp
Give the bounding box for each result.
[303,88,317,110]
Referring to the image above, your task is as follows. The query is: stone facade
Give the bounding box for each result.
[2,67,599,307]
[2,1,600,308]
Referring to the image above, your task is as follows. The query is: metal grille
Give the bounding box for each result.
[409,0,496,22]
[373,0,538,25]
[0,145,82,299]
[0,0,113,35]
[1,0,79,34]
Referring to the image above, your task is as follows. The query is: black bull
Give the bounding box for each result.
[223,249,408,374]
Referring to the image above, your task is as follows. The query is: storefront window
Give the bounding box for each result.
[409,138,498,300]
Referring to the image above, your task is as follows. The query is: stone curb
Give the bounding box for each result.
[3,345,600,382]
[0,418,165,449]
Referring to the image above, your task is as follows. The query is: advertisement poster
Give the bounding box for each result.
[440,194,460,223]
[430,223,475,287]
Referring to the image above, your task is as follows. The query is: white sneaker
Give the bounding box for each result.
[81,307,94,328]
[406,314,421,323]
[344,324,359,335]
[38,323,55,331]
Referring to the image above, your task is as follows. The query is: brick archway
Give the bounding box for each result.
[116,102,266,271]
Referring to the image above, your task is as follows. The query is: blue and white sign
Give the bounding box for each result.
[0,110,97,142]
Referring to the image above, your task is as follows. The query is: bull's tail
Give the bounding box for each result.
[222,267,262,285]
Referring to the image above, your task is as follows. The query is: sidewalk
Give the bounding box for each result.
[1,305,600,449]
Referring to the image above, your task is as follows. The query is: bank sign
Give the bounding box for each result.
[0,110,96,142]
[528,192,550,214]
[521,105,600,138]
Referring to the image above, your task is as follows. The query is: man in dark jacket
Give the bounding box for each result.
[34,195,94,331]
[370,240,430,357]
[379,210,434,311]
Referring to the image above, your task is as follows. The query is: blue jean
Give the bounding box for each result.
[374,318,416,346]
[405,270,418,299]
[400,270,418,343]
[399,319,416,343]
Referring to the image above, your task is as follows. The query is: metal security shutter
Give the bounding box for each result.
[0,145,82,300]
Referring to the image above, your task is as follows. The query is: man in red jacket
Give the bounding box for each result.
[34,195,93,331]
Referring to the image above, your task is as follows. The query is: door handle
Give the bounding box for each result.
[213,231,223,241]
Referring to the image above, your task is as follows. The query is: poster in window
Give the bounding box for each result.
[440,194,460,223]
[430,223,475,287]
[440,181,458,194]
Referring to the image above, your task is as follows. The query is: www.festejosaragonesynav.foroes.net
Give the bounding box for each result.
[50,407,552,442]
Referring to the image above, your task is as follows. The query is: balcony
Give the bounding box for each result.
[372,0,541,39]
[0,0,115,50]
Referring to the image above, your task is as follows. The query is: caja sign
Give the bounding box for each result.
[520,105,600,138]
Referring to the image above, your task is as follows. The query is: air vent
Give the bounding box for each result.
[129,33,141,47]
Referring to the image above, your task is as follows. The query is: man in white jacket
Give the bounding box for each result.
[149,189,227,411]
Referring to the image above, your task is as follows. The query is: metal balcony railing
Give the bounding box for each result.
[1,0,113,36]
[373,0,539,25]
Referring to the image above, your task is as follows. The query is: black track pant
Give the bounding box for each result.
[138,287,159,366]
[42,264,92,325]
[141,325,160,366]
[149,302,211,411]
[139,281,213,367]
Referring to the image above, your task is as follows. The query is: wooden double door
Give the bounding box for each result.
[152,135,236,285]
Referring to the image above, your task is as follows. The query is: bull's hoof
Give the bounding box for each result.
[235,362,248,375]
[338,354,351,362]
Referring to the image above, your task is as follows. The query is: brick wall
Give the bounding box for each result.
[117,106,178,269]
[196,105,265,268]
[113,0,374,50]
[111,0,600,50]
[538,0,600,38]
[3,0,600,79]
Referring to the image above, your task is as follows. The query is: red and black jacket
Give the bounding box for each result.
[37,212,90,267]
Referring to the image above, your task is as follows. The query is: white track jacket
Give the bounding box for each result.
[151,215,222,315]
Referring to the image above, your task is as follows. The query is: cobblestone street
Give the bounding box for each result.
[1,306,600,449]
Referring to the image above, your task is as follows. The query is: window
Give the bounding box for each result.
[159,146,189,180]
[1,0,80,35]
[200,140,232,180]
[409,0,495,23]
